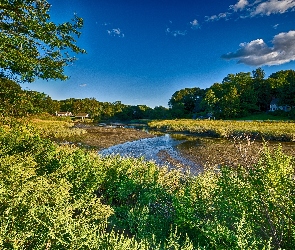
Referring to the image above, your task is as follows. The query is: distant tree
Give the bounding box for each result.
[169,87,205,118]
[0,0,85,82]
[24,90,60,114]
[221,86,240,118]
[269,70,295,106]
[222,72,258,116]
[0,77,59,116]
[0,77,23,116]
[252,68,272,112]
[152,106,171,119]
[59,98,76,112]
[201,88,219,115]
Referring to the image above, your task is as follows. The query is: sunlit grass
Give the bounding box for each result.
[24,118,87,140]
[149,119,295,141]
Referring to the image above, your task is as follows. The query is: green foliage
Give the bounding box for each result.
[99,156,185,241]
[0,77,60,117]
[1,119,295,249]
[0,120,195,249]
[176,69,295,119]
[0,121,113,249]
[173,147,295,249]
[169,87,206,118]
[0,0,85,82]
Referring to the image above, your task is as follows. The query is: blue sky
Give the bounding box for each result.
[23,0,295,107]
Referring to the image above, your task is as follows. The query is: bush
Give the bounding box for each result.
[1,119,295,249]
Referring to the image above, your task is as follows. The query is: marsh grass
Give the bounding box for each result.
[177,135,295,170]
[149,119,295,141]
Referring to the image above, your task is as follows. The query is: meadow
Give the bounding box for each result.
[1,118,295,249]
[149,119,295,141]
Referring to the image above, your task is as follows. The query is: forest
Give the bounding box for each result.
[1,68,295,121]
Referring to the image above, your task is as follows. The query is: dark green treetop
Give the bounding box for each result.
[0,0,85,82]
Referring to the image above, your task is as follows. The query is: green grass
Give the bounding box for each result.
[149,119,295,141]
[233,112,289,121]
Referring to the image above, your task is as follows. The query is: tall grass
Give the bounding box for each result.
[149,119,295,141]
[26,118,86,140]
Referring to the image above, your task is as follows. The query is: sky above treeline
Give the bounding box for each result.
[23,0,295,107]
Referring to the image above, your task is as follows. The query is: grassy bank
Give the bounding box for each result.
[1,118,295,249]
[149,119,295,141]
[26,118,153,150]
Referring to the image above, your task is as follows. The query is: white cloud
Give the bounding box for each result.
[190,19,200,29]
[79,84,87,87]
[206,0,295,23]
[107,28,125,38]
[273,23,279,29]
[251,0,295,16]
[230,0,249,11]
[166,28,187,37]
[205,12,231,22]
[221,30,295,66]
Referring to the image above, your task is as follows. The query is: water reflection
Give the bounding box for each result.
[98,130,295,174]
[98,134,202,174]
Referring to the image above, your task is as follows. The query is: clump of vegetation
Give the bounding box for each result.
[149,119,295,141]
[1,119,295,249]
[28,118,86,140]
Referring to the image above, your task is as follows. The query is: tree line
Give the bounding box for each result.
[0,77,171,121]
[1,68,295,121]
[169,68,295,119]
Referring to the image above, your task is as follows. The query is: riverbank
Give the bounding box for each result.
[30,118,295,170]
[73,122,295,170]
[176,136,295,169]
[73,124,154,150]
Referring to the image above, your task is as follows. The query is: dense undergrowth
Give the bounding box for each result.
[1,118,295,249]
[149,119,295,141]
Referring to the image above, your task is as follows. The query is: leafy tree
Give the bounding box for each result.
[0,77,28,116]
[201,88,219,115]
[24,90,60,114]
[152,106,171,119]
[252,68,272,112]
[169,87,205,118]
[269,70,295,106]
[0,0,85,82]
[59,98,76,112]
[222,72,258,117]
[221,86,240,118]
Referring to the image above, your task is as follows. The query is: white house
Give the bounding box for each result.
[55,111,73,116]
[75,113,89,120]
[269,98,291,112]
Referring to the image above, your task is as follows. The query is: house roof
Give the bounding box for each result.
[270,98,279,105]
[56,111,72,115]
[75,113,89,117]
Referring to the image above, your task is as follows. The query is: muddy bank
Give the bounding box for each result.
[176,136,295,169]
[74,125,154,150]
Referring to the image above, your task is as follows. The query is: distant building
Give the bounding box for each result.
[55,111,73,116]
[75,113,89,120]
[269,98,291,112]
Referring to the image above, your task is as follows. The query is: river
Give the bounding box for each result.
[98,134,203,175]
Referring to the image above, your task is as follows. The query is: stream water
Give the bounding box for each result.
[98,129,295,176]
[98,134,203,175]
